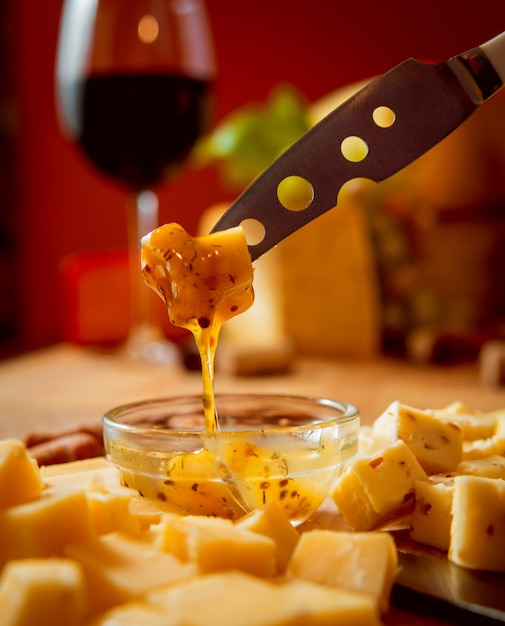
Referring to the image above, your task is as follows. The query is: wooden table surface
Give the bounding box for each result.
[0,342,504,625]
[1,342,504,439]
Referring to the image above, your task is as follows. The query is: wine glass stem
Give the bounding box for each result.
[126,190,162,344]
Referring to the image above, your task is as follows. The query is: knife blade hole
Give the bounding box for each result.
[341,136,368,162]
[240,218,265,246]
[373,106,396,128]
[277,175,314,211]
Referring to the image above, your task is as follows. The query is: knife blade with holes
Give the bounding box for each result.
[211,31,505,261]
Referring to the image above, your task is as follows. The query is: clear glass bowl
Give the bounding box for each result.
[102,394,359,525]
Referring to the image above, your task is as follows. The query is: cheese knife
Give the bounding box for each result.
[211,31,505,260]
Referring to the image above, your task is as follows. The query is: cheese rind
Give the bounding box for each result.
[449,475,505,571]
[331,439,427,530]
[372,401,462,474]
[286,529,398,613]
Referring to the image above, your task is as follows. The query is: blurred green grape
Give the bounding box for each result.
[192,84,309,190]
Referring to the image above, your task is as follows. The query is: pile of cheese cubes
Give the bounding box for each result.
[0,438,396,626]
[332,401,505,572]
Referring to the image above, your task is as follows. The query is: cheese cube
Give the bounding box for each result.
[0,489,92,569]
[235,501,300,573]
[90,602,171,625]
[449,475,505,572]
[286,529,398,613]
[0,558,87,626]
[127,495,188,531]
[87,485,141,535]
[434,402,497,441]
[148,570,382,626]
[65,531,196,615]
[457,455,505,479]
[372,401,462,474]
[155,514,276,578]
[410,476,455,551]
[331,440,427,530]
[40,457,121,490]
[0,439,43,509]
[463,434,505,460]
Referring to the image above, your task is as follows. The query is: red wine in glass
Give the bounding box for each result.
[55,0,216,362]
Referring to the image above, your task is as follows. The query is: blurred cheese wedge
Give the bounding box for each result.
[0,439,43,509]
[154,513,277,578]
[0,558,87,626]
[147,570,382,626]
[65,531,197,616]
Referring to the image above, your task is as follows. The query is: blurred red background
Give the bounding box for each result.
[0,0,504,355]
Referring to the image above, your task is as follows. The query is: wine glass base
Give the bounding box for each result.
[123,328,181,366]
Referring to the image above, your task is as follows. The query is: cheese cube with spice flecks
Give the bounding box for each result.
[372,401,462,474]
[433,402,497,441]
[462,434,505,460]
[410,476,455,551]
[449,475,505,572]
[331,440,427,531]
[457,455,505,479]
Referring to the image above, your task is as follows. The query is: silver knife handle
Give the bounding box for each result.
[480,31,505,84]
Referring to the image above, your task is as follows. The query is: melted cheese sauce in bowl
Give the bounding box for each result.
[103,393,359,525]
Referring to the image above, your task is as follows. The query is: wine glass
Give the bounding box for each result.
[55,0,216,363]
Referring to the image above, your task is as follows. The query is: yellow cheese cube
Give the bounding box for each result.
[434,402,497,441]
[372,401,462,474]
[40,457,121,490]
[457,455,505,479]
[410,476,455,551]
[462,434,505,460]
[87,485,141,535]
[235,501,300,573]
[155,513,277,578]
[65,531,196,615]
[287,529,398,613]
[495,410,505,435]
[0,489,92,569]
[127,495,187,531]
[0,558,87,626]
[0,439,43,509]
[148,570,382,626]
[449,475,505,572]
[331,440,427,530]
[89,602,171,625]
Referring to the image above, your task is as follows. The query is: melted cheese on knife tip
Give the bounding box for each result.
[141,222,255,432]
